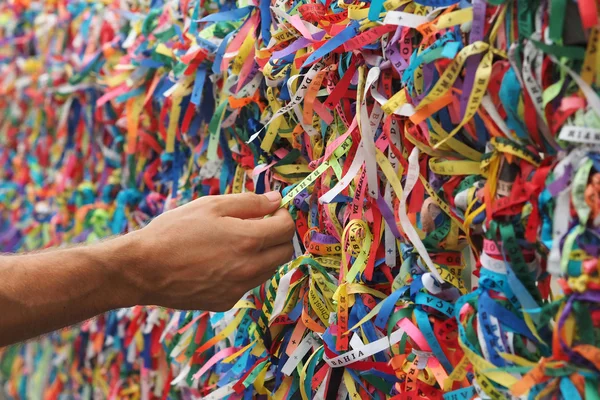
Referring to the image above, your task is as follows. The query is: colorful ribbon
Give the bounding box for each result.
[0,0,599,399]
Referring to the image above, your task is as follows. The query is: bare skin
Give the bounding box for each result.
[0,191,295,347]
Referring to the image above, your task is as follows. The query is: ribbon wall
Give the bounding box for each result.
[0,0,599,399]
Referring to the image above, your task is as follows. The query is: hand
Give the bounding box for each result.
[121,191,295,311]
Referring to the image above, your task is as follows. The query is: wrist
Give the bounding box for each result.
[94,231,146,309]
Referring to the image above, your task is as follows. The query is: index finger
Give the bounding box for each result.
[245,208,296,249]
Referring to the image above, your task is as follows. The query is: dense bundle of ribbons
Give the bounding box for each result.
[1,0,600,398]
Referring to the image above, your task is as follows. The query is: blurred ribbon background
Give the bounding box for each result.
[0,0,599,398]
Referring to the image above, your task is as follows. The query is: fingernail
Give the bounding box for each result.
[263,191,281,203]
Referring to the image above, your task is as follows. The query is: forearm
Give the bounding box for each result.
[0,192,294,347]
[0,234,141,347]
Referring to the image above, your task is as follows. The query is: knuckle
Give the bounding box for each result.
[284,243,294,260]
[237,264,256,280]
[197,195,221,211]
[196,195,214,206]
[283,216,296,237]
[238,234,259,252]
[246,193,264,210]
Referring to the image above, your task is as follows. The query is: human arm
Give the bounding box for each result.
[0,191,295,347]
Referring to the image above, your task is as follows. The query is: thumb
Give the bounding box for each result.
[216,191,282,219]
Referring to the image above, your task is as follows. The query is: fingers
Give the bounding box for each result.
[209,192,282,219]
[245,242,295,288]
[246,208,296,248]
